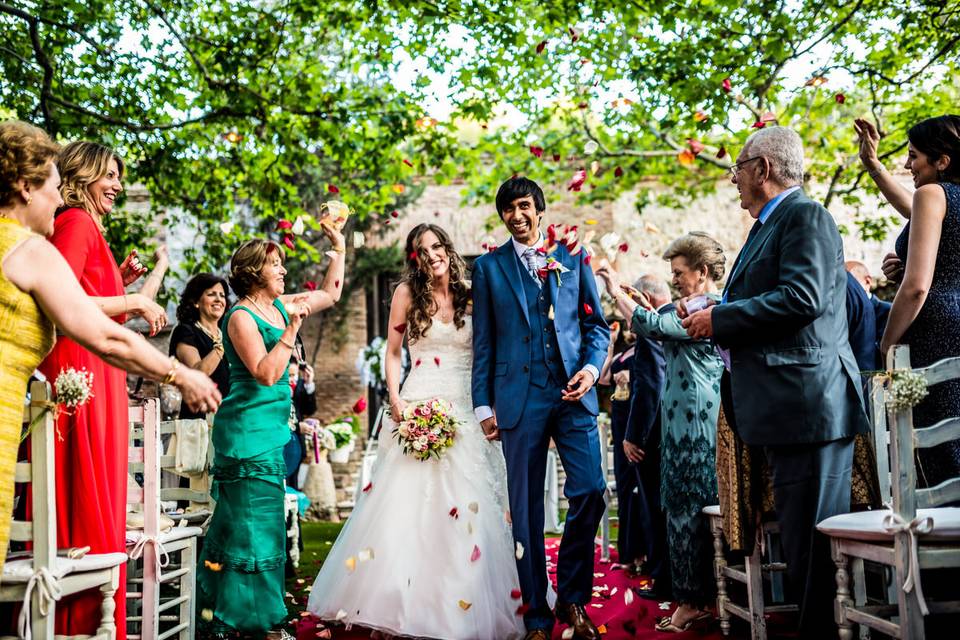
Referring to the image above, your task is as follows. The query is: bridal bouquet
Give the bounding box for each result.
[393,398,458,461]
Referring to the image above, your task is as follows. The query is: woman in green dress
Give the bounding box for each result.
[198,227,345,638]
[598,232,726,634]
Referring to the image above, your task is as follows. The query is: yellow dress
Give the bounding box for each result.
[0,218,55,573]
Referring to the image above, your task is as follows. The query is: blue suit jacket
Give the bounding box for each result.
[871,295,892,339]
[625,307,669,448]
[471,240,609,430]
[845,271,877,373]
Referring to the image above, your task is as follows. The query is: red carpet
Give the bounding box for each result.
[293,539,729,639]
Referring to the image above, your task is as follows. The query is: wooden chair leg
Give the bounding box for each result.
[96,566,120,639]
[832,542,855,640]
[745,544,767,640]
[181,538,197,640]
[710,515,732,636]
[851,557,871,640]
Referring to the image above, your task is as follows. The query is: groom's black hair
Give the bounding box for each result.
[495,176,546,218]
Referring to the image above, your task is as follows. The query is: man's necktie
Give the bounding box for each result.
[522,248,542,289]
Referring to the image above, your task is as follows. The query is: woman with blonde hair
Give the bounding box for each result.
[598,232,726,633]
[198,229,344,638]
[34,140,174,636]
[0,121,220,592]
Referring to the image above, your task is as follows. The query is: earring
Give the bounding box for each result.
[26,195,33,205]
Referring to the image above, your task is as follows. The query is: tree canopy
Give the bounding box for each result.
[2,0,958,278]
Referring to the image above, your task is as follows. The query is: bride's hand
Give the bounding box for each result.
[390,397,407,422]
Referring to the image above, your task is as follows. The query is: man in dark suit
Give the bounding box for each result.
[847,259,892,351]
[623,276,672,598]
[682,126,870,636]
[845,270,878,374]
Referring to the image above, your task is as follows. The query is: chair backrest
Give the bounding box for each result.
[9,381,57,568]
[868,375,893,504]
[128,398,162,537]
[886,344,960,518]
[157,419,213,510]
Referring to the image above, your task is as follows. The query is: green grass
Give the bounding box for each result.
[285,521,345,618]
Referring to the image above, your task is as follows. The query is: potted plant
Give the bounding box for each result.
[327,418,359,464]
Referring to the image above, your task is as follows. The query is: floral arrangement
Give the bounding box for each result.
[23,367,95,442]
[326,421,357,449]
[393,398,458,461]
[886,369,929,411]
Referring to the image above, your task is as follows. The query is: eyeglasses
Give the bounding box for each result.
[728,156,764,177]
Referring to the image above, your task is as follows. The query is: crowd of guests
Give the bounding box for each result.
[1,110,959,639]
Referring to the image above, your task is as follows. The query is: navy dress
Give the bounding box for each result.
[608,349,644,564]
[895,182,960,488]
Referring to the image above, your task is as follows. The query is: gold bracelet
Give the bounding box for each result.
[333,246,346,254]
[161,356,181,385]
[278,337,295,349]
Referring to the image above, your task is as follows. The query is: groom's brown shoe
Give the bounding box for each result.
[522,630,549,640]
[555,603,601,640]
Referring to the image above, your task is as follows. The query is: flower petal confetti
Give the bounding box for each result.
[618,242,629,253]
[283,234,296,251]
[470,545,481,562]
[291,216,306,236]
[304,280,317,291]
[760,111,777,123]
[562,628,575,639]
[716,146,728,159]
[569,26,580,42]
[624,588,635,605]
[467,522,473,535]
[751,121,766,129]
[353,397,367,414]
[392,184,405,194]
[201,608,214,622]
[530,145,544,158]
[434,356,441,367]
[363,482,373,493]
[614,166,624,178]
[390,210,400,218]
[597,624,607,635]
[584,140,599,155]
[449,506,459,519]
[218,221,235,234]
[328,184,339,194]
[316,630,332,639]
[204,560,223,572]
[511,588,522,600]
[358,548,374,562]
[567,169,587,192]
[345,556,356,572]
[468,502,479,514]
[677,150,696,167]
[835,93,846,104]
[548,305,555,321]
[536,40,547,54]
[403,158,414,167]
[516,603,530,616]
[515,541,525,559]
[693,110,709,123]
[659,601,672,610]
[393,323,407,334]
[583,302,594,315]
[336,609,348,621]
[687,139,705,154]
[721,77,732,93]
[415,358,422,367]
[276,219,293,231]
[459,600,472,611]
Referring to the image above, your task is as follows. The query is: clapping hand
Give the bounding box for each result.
[119,250,148,286]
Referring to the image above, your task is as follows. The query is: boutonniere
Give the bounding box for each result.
[537,256,569,287]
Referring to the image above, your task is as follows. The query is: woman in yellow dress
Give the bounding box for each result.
[0,120,222,573]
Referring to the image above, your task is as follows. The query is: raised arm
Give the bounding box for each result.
[855,118,913,218]
[631,305,693,342]
[5,238,220,412]
[385,283,412,421]
[280,221,346,314]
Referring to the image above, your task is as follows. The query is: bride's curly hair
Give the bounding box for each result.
[400,224,470,343]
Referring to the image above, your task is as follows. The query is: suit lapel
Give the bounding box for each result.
[547,245,572,310]
[494,242,530,326]
[726,190,804,293]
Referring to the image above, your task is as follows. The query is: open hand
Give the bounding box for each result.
[854,118,883,173]
[119,250,148,286]
[562,368,596,402]
[175,367,222,414]
[623,439,645,464]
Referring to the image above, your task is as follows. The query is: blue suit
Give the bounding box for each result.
[845,271,877,374]
[472,240,609,631]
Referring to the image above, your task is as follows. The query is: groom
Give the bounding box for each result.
[472,177,609,640]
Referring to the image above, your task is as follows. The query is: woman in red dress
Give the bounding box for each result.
[39,141,170,638]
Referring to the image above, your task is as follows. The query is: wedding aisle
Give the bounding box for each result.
[289,532,732,640]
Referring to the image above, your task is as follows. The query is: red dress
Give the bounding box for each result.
[39,208,128,639]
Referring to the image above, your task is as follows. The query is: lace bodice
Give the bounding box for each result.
[401,316,473,406]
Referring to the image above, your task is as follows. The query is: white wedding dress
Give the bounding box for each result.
[307,316,525,639]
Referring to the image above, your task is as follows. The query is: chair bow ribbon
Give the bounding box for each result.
[18,566,63,640]
[881,511,934,615]
[129,534,170,578]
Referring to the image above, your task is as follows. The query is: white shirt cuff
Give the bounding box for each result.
[581,364,600,385]
[303,382,316,394]
[474,405,494,422]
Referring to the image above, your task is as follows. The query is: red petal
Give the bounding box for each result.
[384,220,390,225]
[577,102,588,110]
[352,397,367,414]
[415,358,422,367]
[409,251,418,261]
[516,604,530,616]
[618,242,629,253]
[362,482,373,493]
[568,27,579,42]
[716,146,728,159]
[536,40,547,54]
[393,323,407,334]
[537,268,548,279]
[276,219,293,231]
[403,158,414,167]
[283,235,296,250]
[434,356,441,367]
[510,589,522,600]
[529,145,544,158]
[449,507,459,519]
[583,303,594,315]
[304,280,318,291]
[390,210,399,218]
[334,280,340,288]
[835,93,846,104]
[721,77,732,93]
[470,545,481,562]
[328,184,339,193]
[614,166,624,178]
[687,138,705,154]
[751,121,766,129]
[584,254,592,266]
[552,153,561,162]
[487,245,496,253]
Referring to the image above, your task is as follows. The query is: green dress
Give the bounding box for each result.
[198,301,291,633]
[631,297,723,607]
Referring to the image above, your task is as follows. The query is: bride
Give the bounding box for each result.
[308,224,525,639]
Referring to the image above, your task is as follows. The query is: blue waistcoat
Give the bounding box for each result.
[517,253,567,389]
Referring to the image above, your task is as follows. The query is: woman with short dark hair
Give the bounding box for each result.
[169,273,232,418]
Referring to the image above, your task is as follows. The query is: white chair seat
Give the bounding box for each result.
[703,504,722,517]
[817,507,960,542]
[2,552,128,582]
[126,526,203,547]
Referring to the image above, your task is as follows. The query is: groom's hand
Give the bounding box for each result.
[480,416,500,441]
[562,369,595,402]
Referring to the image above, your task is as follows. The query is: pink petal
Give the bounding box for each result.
[470,545,481,562]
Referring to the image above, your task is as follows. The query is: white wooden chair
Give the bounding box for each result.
[126,399,201,640]
[817,345,960,640]
[1,381,127,640]
[704,506,796,639]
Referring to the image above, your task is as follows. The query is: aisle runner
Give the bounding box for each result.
[294,540,727,640]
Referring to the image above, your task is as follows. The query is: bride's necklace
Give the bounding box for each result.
[434,290,453,323]
[244,295,282,326]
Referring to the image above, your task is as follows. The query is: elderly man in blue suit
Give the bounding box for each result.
[472,177,609,640]
[681,127,870,637]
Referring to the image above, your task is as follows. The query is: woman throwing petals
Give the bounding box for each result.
[198,221,345,638]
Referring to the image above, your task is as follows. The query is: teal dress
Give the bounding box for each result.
[198,301,292,633]
[632,297,723,607]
